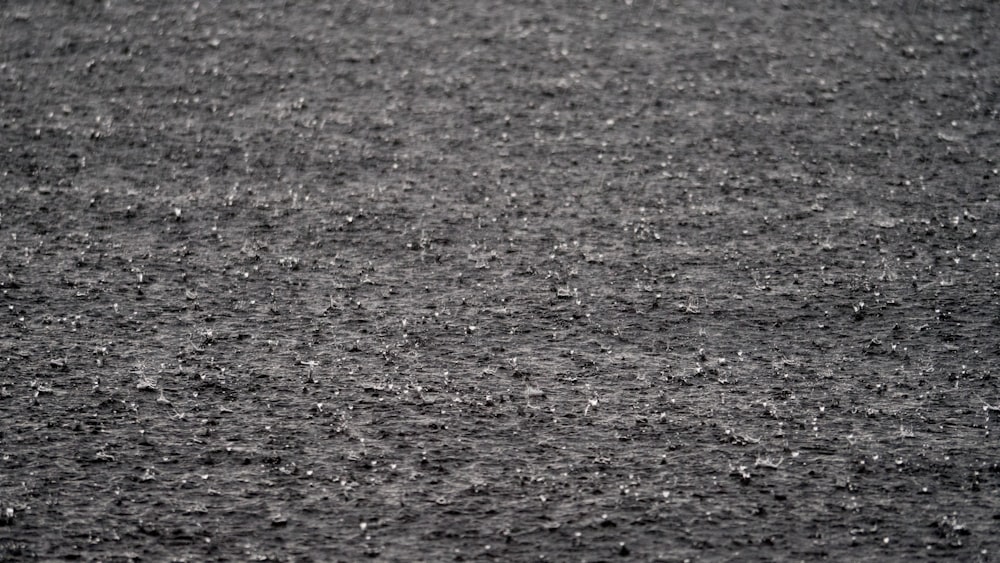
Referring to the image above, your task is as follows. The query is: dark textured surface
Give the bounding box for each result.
[1,1,999,561]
